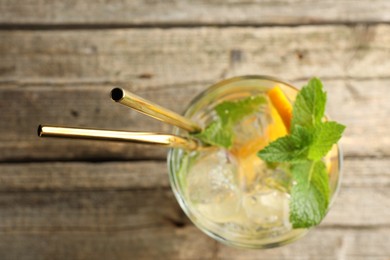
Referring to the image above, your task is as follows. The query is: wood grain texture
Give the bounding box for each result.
[0,189,187,232]
[0,159,388,191]
[0,226,217,260]
[1,25,390,85]
[1,3,389,258]
[0,159,388,230]
[0,228,389,260]
[0,77,389,161]
[0,185,387,229]
[0,161,170,191]
[1,0,390,26]
[1,25,390,161]
[0,159,389,259]
[216,228,390,260]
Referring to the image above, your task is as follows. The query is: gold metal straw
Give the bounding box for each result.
[38,125,199,150]
[111,88,202,133]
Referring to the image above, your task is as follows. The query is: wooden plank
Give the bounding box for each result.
[0,159,388,191]
[0,226,216,260]
[0,186,384,231]
[0,227,388,259]
[0,159,388,230]
[0,161,170,191]
[216,228,390,259]
[1,25,390,84]
[0,189,191,232]
[0,84,201,161]
[0,159,388,258]
[1,0,390,26]
[0,77,389,161]
[341,159,390,187]
[0,185,386,229]
[325,186,390,227]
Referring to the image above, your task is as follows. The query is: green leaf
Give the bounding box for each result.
[308,121,346,161]
[257,127,311,163]
[291,78,327,129]
[215,95,267,125]
[192,120,233,148]
[257,135,300,162]
[289,160,330,228]
[291,125,313,148]
[193,95,266,148]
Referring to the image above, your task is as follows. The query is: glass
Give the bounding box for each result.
[167,75,342,249]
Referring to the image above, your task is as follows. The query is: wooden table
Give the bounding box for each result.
[1,1,390,259]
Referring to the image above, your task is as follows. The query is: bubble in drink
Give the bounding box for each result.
[185,149,241,223]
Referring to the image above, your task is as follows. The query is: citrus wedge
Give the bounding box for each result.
[267,86,293,132]
[267,105,288,142]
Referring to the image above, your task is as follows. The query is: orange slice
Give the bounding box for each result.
[231,136,267,159]
[267,86,293,132]
[267,105,288,142]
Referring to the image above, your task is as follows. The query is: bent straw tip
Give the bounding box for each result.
[111,88,125,102]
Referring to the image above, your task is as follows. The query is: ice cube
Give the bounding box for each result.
[232,110,269,149]
[238,155,268,192]
[231,111,272,160]
[242,188,290,228]
[263,166,292,193]
[186,149,241,223]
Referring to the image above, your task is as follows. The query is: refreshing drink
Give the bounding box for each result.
[168,76,343,248]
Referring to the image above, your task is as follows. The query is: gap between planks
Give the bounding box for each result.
[0,154,388,164]
[3,75,390,88]
[0,21,390,31]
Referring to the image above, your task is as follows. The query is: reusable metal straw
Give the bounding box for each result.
[110,88,201,133]
[38,125,199,150]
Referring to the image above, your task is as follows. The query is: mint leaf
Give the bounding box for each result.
[290,160,330,228]
[291,125,313,147]
[257,135,308,163]
[215,95,267,125]
[291,78,327,129]
[192,120,232,148]
[257,135,299,162]
[258,125,312,163]
[308,121,346,161]
[193,95,266,148]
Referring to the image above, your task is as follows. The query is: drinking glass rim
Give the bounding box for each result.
[185,75,299,112]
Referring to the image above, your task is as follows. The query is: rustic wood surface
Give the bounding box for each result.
[2,0,390,26]
[0,1,390,259]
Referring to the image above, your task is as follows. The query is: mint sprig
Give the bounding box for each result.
[258,78,346,228]
[192,95,266,148]
[289,160,330,228]
[257,125,312,163]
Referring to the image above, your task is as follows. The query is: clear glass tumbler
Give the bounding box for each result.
[168,75,342,249]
